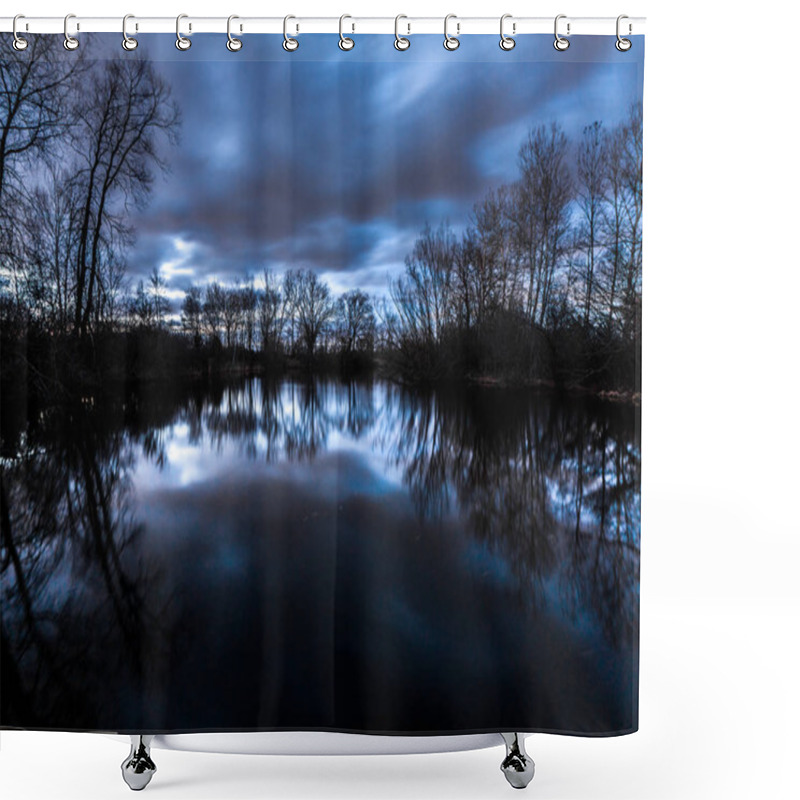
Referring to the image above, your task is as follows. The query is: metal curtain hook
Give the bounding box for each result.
[339,14,355,50]
[554,14,570,51]
[444,14,460,51]
[616,14,632,51]
[176,13,191,50]
[64,13,79,50]
[227,15,243,51]
[394,14,410,51]
[12,14,28,51]
[499,14,515,51]
[122,14,138,50]
[283,15,299,51]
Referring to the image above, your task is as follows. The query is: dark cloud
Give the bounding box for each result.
[114,33,644,292]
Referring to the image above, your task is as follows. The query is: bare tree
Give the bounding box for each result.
[258,269,283,354]
[512,123,573,327]
[0,38,85,327]
[221,284,241,350]
[0,37,84,201]
[203,282,224,344]
[16,169,81,333]
[373,294,400,353]
[390,223,457,348]
[619,103,643,345]
[128,280,153,328]
[71,60,179,338]
[468,186,520,319]
[598,103,642,342]
[281,269,300,354]
[599,125,626,336]
[336,289,375,356]
[181,285,203,347]
[293,269,334,357]
[148,268,169,328]
[575,121,607,328]
[240,280,258,352]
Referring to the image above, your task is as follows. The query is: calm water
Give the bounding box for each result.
[1,376,640,735]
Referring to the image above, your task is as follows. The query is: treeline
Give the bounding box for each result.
[1,37,642,396]
[384,108,642,391]
[175,268,376,371]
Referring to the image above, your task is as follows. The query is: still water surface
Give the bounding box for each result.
[1,376,639,734]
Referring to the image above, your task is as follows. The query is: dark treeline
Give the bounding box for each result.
[175,267,377,375]
[1,39,641,397]
[384,109,642,392]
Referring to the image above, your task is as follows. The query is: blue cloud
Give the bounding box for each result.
[96,33,645,293]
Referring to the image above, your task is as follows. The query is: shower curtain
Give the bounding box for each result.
[0,30,643,738]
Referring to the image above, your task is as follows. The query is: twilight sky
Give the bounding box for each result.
[108,33,644,299]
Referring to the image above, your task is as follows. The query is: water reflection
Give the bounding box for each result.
[1,377,639,734]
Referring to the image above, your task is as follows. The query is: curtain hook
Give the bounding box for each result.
[64,13,79,51]
[443,14,460,51]
[283,15,299,51]
[339,14,355,50]
[176,13,191,50]
[227,15,243,51]
[122,14,138,51]
[499,14,515,51]
[12,14,28,51]
[554,14,570,51]
[616,14,632,51]
[394,14,410,51]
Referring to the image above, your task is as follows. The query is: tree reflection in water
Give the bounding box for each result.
[1,376,639,731]
[1,405,165,728]
[377,383,639,646]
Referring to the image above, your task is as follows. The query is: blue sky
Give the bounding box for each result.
[104,33,644,297]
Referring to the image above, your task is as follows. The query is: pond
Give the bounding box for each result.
[1,376,640,735]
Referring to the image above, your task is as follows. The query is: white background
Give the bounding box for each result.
[2,1,799,798]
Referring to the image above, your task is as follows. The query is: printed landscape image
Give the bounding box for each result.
[1,34,642,735]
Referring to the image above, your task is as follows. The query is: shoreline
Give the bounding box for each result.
[2,356,640,406]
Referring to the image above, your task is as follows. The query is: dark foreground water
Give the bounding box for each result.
[1,376,639,735]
